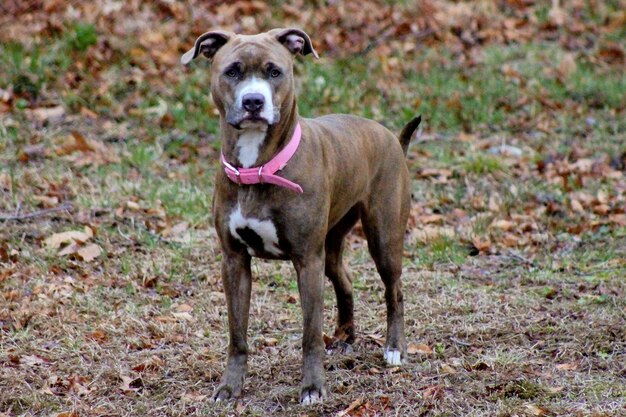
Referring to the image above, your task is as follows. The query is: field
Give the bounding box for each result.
[1,1,625,416]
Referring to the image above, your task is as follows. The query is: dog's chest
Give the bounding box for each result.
[227,204,283,257]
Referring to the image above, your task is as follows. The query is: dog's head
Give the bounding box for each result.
[181,29,317,130]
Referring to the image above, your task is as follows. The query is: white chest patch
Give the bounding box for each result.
[228,205,282,256]
[236,130,266,168]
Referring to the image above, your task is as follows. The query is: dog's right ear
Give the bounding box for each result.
[181,31,231,66]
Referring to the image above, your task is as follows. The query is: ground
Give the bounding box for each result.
[0,1,625,416]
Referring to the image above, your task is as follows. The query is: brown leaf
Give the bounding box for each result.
[556,362,577,371]
[570,199,584,214]
[76,244,101,262]
[336,397,365,417]
[58,242,80,257]
[27,106,65,122]
[422,384,445,400]
[417,168,453,179]
[407,343,432,355]
[525,403,548,416]
[412,226,455,243]
[44,228,93,249]
[172,311,194,322]
[592,204,609,215]
[419,214,444,224]
[33,195,59,208]
[21,355,48,367]
[557,53,577,78]
[87,330,108,344]
[132,355,164,372]
[491,219,514,231]
[502,233,520,247]
[597,43,625,65]
[120,375,144,393]
[261,337,278,347]
[471,236,492,253]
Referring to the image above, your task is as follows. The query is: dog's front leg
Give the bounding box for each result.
[213,252,252,401]
[293,252,326,404]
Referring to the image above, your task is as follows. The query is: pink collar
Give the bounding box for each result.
[220,123,303,193]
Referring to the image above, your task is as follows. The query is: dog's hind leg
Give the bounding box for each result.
[361,188,409,366]
[324,205,361,346]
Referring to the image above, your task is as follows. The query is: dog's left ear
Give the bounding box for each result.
[271,28,319,59]
[181,30,232,65]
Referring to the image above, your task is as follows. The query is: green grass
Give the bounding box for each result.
[1,6,625,416]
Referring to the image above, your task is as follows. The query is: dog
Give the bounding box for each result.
[181,28,420,404]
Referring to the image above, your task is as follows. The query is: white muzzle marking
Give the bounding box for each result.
[235,76,275,124]
[234,77,275,167]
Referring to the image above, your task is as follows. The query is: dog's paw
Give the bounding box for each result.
[300,385,325,405]
[383,348,403,366]
[212,384,239,402]
[325,340,354,355]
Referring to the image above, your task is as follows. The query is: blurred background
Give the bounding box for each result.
[1,1,625,416]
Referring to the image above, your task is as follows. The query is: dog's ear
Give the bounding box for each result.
[181,31,231,65]
[271,28,319,59]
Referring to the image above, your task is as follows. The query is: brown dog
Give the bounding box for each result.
[181,28,420,404]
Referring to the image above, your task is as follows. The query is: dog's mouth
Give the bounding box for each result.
[228,113,270,130]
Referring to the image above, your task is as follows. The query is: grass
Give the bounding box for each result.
[1,3,626,416]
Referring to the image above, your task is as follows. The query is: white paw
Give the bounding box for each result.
[384,348,402,366]
[300,390,323,405]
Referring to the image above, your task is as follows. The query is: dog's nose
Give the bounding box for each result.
[242,93,265,113]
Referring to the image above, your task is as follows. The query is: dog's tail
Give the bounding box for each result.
[399,115,421,156]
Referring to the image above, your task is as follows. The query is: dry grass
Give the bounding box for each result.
[2,1,626,416]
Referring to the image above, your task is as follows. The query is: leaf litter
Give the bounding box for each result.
[0,1,624,416]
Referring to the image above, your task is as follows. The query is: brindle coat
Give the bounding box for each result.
[181,28,420,404]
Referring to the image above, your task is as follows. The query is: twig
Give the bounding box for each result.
[0,202,73,221]
[449,337,472,347]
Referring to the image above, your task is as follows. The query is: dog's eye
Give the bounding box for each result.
[225,68,238,78]
[269,69,281,78]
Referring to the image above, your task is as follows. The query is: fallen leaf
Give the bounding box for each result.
[27,106,65,122]
[58,242,80,257]
[172,311,194,322]
[77,244,101,262]
[87,330,108,344]
[557,53,577,78]
[119,375,144,393]
[422,384,445,400]
[440,363,456,374]
[181,392,207,402]
[21,355,47,366]
[419,214,444,224]
[44,227,93,249]
[570,199,584,213]
[525,403,548,416]
[336,397,365,417]
[412,226,455,243]
[491,219,514,231]
[132,355,164,372]
[33,195,59,208]
[407,343,432,355]
[262,337,278,347]
[175,303,193,313]
[556,362,577,371]
[471,236,492,253]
